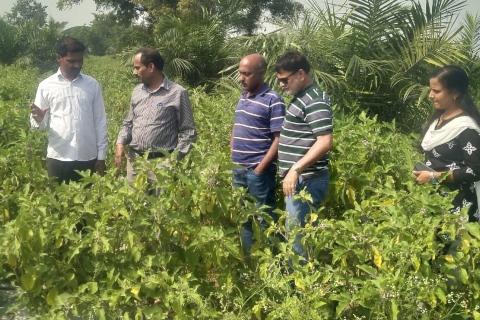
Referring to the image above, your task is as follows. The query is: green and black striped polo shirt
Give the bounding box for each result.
[278,83,332,177]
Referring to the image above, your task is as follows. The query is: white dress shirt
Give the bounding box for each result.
[30,69,108,161]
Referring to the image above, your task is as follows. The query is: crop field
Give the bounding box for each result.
[0,55,479,319]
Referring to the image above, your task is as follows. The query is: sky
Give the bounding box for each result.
[0,0,98,27]
[0,0,478,28]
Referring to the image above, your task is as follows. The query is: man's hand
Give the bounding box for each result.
[413,170,440,184]
[31,103,48,123]
[253,166,264,176]
[95,160,106,176]
[115,144,125,170]
[283,167,300,197]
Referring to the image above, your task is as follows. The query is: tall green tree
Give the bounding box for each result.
[57,0,303,34]
[0,18,20,64]
[6,0,48,26]
[17,19,67,70]
[231,0,470,129]
[0,0,65,69]
[152,9,230,86]
[64,13,149,55]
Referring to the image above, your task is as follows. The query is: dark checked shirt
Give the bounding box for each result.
[117,78,196,155]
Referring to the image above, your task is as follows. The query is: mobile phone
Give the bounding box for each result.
[414,162,435,172]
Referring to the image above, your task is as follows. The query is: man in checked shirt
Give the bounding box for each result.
[115,48,196,184]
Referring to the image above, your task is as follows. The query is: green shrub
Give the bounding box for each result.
[1,57,480,319]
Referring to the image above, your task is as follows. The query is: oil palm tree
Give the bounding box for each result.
[231,0,473,129]
[154,8,231,87]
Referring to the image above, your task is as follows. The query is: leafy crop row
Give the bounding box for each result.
[1,58,480,319]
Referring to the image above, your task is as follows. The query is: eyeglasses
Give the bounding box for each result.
[277,70,298,85]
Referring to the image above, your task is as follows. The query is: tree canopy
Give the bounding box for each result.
[6,0,48,26]
[56,0,303,34]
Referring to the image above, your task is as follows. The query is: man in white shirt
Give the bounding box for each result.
[30,37,108,183]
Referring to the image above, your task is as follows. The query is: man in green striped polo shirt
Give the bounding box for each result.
[275,51,333,258]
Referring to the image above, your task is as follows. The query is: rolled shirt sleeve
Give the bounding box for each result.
[30,85,50,130]
[175,89,197,155]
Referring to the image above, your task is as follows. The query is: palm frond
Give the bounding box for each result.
[344,55,391,89]
[348,0,404,53]
[168,57,196,77]
[460,13,480,60]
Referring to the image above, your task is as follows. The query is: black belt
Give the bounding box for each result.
[132,149,173,159]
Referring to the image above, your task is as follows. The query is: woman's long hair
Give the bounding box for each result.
[422,65,480,139]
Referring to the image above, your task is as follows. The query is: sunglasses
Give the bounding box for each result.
[277,70,299,85]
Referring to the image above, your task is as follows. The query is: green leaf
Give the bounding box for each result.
[97,308,106,320]
[411,255,420,272]
[458,268,469,285]
[80,281,98,294]
[336,294,351,316]
[20,272,36,291]
[46,288,58,306]
[466,223,480,240]
[435,287,446,304]
[390,299,399,320]
[473,310,480,320]
[356,264,377,276]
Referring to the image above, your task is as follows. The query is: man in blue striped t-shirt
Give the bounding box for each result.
[276,51,333,258]
[231,53,286,254]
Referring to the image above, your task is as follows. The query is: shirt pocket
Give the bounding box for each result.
[73,90,93,121]
[50,87,73,116]
[150,103,177,126]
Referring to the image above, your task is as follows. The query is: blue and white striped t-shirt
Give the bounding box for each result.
[231,84,286,167]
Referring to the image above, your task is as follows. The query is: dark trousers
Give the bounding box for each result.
[46,158,96,184]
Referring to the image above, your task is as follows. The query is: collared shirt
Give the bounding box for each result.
[30,69,108,161]
[116,78,196,155]
[278,83,333,177]
[231,84,285,167]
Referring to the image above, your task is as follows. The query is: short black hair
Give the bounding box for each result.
[135,48,164,71]
[56,37,86,57]
[275,51,310,73]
